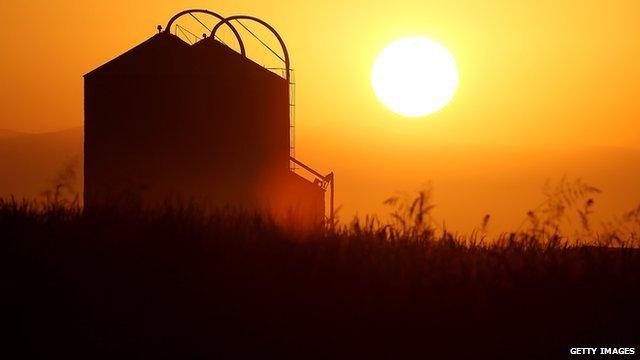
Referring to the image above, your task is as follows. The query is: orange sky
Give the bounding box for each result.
[1,1,640,232]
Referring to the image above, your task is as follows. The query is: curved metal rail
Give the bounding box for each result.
[211,15,290,82]
[165,9,246,56]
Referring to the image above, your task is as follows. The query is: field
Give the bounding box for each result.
[4,191,640,359]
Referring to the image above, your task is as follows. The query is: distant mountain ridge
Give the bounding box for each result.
[0,129,26,138]
[0,126,639,233]
[0,127,83,200]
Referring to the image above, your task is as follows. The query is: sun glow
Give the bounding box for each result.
[372,37,459,117]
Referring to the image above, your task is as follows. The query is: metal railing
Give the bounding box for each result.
[289,156,334,226]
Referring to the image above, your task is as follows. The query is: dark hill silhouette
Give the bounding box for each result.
[0,127,82,200]
[0,129,26,138]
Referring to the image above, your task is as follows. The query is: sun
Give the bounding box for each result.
[372,37,459,117]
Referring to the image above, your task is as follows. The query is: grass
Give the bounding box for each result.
[3,186,640,358]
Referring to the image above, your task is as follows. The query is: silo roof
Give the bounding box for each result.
[84,33,190,78]
[84,33,285,84]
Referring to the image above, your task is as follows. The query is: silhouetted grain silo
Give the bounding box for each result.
[84,9,333,226]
